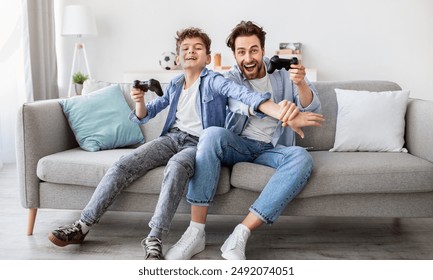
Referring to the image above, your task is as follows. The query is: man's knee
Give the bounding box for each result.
[283,146,313,170]
[199,127,229,148]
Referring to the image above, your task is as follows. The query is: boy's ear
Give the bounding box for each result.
[175,55,180,65]
[205,53,211,65]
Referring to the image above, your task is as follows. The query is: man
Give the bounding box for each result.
[48,27,307,260]
[165,21,323,260]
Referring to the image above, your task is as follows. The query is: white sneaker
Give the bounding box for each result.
[220,224,250,260]
[164,226,205,260]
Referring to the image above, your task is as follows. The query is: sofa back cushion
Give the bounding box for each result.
[296,80,402,151]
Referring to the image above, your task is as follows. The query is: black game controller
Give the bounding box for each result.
[133,79,163,96]
[267,55,299,74]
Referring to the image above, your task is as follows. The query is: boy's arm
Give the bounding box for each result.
[130,88,148,119]
[129,85,170,125]
[258,99,324,139]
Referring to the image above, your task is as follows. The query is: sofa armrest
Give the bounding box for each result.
[16,99,78,209]
[405,98,433,163]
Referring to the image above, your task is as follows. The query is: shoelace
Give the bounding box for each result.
[142,238,162,256]
[59,222,81,235]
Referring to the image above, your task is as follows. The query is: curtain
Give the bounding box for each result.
[23,0,59,101]
[0,0,58,164]
[0,0,23,164]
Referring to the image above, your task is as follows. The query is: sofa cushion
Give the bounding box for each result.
[231,151,433,198]
[36,148,231,195]
[82,79,169,143]
[296,81,402,151]
[330,89,409,152]
[59,85,145,152]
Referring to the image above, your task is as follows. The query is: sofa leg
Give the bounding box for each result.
[27,208,38,236]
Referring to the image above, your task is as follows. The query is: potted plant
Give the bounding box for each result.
[72,72,89,95]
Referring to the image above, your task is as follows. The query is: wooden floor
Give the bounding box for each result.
[2,163,433,260]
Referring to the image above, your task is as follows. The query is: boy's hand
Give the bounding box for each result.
[283,111,325,138]
[278,100,299,123]
[130,88,145,103]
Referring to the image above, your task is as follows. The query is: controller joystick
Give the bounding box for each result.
[267,55,299,74]
[133,79,163,97]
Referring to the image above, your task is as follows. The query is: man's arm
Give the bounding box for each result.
[290,64,313,108]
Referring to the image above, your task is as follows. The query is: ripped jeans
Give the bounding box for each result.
[81,128,198,234]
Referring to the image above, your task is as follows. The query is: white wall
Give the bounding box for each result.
[56,0,433,100]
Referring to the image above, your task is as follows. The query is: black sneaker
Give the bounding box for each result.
[142,236,163,260]
[48,221,88,247]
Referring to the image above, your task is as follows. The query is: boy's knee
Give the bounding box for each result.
[166,157,194,177]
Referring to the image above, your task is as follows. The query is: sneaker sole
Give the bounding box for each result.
[221,250,246,260]
[48,233,84,247]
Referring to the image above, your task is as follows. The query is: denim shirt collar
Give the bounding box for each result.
[172,67,210,88]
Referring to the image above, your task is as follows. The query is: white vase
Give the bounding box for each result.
[74,83,84,95]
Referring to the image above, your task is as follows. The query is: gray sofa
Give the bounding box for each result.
[16,80,433,236]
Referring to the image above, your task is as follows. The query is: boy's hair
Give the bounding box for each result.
[226,21,266,52]
[175,27,212,55]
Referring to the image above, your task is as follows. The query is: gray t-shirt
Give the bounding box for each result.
[241,74,279,143]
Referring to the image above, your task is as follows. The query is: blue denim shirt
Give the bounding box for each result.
[129,67,270,136]
[225,57,322,147]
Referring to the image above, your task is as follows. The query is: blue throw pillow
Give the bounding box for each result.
[59,85,145,152]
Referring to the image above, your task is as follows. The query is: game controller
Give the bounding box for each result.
[267,55,299,74]
[132,79,163,96]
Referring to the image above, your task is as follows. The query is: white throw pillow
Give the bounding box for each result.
[330,88,410,152]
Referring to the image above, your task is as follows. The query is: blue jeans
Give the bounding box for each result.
[186,127,313,224]
[81,128,198,234]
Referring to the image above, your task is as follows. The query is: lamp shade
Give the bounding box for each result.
[62,5,97,36]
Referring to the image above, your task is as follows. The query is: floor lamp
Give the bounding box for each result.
[62,5,97,97]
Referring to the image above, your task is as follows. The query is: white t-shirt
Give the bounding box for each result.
[173,78,203,137]
[241,74,278,143]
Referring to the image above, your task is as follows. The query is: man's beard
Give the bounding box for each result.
[240,59,265,80]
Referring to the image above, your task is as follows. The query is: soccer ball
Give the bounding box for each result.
[159,51,180,70]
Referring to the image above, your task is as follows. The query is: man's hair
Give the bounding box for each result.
[175,27,212,55]
[226,21,266,52]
